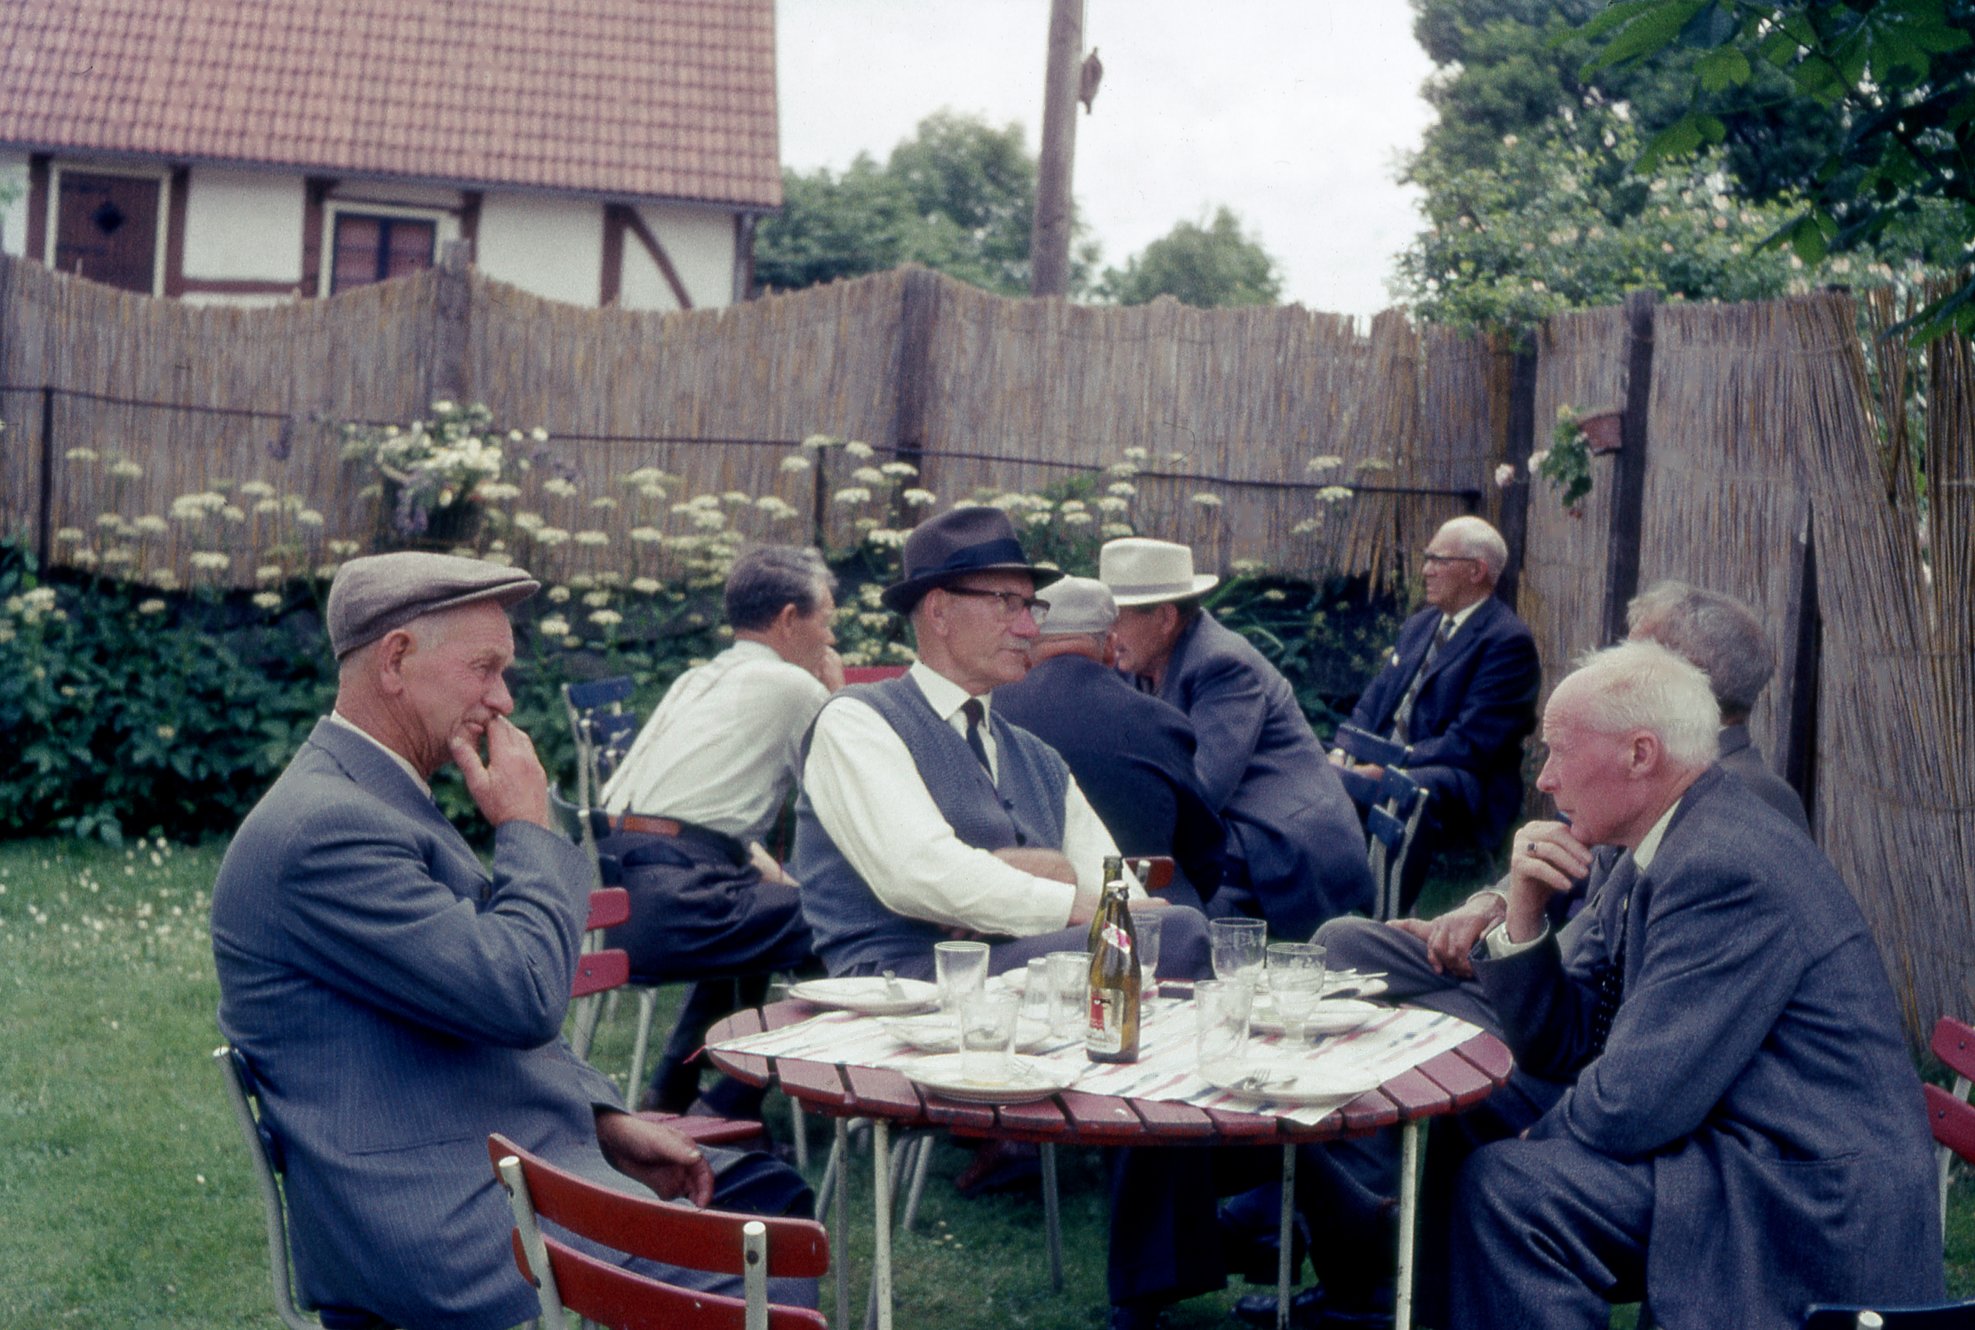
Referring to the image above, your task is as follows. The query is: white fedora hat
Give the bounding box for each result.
[1098,537,1218,607]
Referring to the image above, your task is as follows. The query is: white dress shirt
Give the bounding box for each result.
[600,639,829,844]
[803,661,1122,937]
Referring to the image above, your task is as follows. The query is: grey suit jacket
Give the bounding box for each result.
[1718,722,1810,833]
[212,718,622,1330]
[1153,612,1372,937]
[1476,767,1942,1327]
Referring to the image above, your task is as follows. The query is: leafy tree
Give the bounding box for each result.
[1580,0,1975,335]
[1097,207,1283,308]
[755,111,1096,298]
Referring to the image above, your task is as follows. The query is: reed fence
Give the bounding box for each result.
[1,252,1968,1037]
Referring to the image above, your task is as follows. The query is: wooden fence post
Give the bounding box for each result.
[1495,335,1538,610]
[431,238,473,407]
[1775,504,1821,831]
[892,267,941,529]
[1599,289,1657,645]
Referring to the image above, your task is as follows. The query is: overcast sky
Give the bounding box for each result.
[775,0,1438,321]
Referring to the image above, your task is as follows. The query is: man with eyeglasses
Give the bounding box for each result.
[794,505,1208,981]
[1330,515,1540,912]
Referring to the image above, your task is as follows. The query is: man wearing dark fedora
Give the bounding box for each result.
[1101,536,1374,939]
[794,506,1207,979]
[212,551,813,1330]
[792,508,1216,1330]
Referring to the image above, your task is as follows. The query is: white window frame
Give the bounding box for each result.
[44,161,172,297]
[318,200,451,298]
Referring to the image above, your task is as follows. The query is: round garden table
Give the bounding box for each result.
[706,994,1513,1330]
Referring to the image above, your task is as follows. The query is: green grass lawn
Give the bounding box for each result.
[1,837,1968,1329]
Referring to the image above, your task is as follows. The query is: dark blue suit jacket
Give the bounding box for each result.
[1475,767,1941,1325]
[993,652,1225,912]
[212,719,623,1330]
[1153,612,1372,937]
[1347,595,1540,845]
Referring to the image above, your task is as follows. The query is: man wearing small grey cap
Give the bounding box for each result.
[212,551,813,1330]
[993,575,1226,914]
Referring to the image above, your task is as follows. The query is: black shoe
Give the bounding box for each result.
[1110,1300,1169,1330]
[1233,1288,1392,1330]
[1232,1286,1325,1329]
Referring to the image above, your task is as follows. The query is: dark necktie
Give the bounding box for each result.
[1586,859,1635,1057]
[961,699,992,775]
[1390,615,1454,745]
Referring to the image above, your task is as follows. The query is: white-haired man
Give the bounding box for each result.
[1451,641,1939,1329]
[1332,515,1540,910]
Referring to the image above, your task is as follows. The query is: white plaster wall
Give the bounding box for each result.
[476,194,605,307]
[183,166,304,283]
[620,202,736,311]
[0,152,30,257]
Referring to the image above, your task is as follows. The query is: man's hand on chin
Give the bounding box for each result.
[595,1109,714,1208]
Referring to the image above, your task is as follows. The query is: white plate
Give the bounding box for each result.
[881,1013,1056,1055]
[902,1054,1079,1104]
[1205,1059,1385,1106]
[1249,997,1383,1037]
[786,976,939,1015]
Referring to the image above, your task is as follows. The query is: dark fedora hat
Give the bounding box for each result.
[881,506,1063,614]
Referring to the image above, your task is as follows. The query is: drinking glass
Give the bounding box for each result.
[934,940,990,1018]
[959,990,1021,1081]
[1208,917,1267,988]
[1021,957,1054,1027]
[1265,941,1326,1046]
[1045,950,1088,1039]
[1194,979,1253,1083]
[1130,907,1164,989]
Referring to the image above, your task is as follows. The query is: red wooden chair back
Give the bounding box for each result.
[586,886,631,931]
[841,664,908,684]
[489,1133,828,1330]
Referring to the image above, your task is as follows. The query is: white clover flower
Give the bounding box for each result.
[754,496,798,521]
[691,510,727,531]
[252,591,282,611]
[568,574,596,591]
[1318,485,1354,503]
[590,496,619,511]
[866,528,908,549]
[902,488,937,508]
[253,497,281,515]
[1122,447,1149,462]
[1107,482,1137,498]
[1527,449,1550,472]
[255,564,284,584]
[582,590,612,609]
[1025,511,1052,527]
[431,399,457,415]
[476,482,522,502]
[1096,496,1129,515]
[1494,463,1516,489]
[138,598,167,615]
[153,570,181,591]
[534,527,570,546]
[1306,455,1343,474]
[54,527,85,545]
[629,526,663,544]
[1102,522,1134,539]
[852,466,886,486]
[832,487,872,506]
[575,530,610,548]
[630,576,662,595]
[219,505,245,523]
[1108,462,1137,478]
[1292,518,1320,535]
[544,477,579,499]
[802,434,838,449]
[239,480,276,498]
[110,459,144,480]
[65,447,99,463]
[639,483,667,501]
[294,509,322,526]
[328,539,360,556]
[546,586,571,603]
[1232,559,1264,575]
[480,550,512,567]
[530,427,549,444]
[588,609,623,628]
[1192,492,1223,508]
[189,551,231,572]
[880,461,918,478]
[1062,511,1094,526]
[722,491,751,506]
[22,587,58,613]
[86,548,117,567]
[134,515,168,536]
[844,440,875,459]
[624,466,666,487]
[513,512,545,533]
[316,563,342,580]
[780,454,812,473]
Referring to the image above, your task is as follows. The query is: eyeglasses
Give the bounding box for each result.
[943,585,1051,625]
[1421,553,1480,567]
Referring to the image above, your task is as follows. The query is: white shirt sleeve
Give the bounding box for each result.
[803,695,1089,937]
[1482,917,1550,959]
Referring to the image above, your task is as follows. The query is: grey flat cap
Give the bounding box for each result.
[1039,575,1117,635]
[327,552,539,658]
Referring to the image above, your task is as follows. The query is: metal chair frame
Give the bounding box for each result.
[1366,766,1430,922]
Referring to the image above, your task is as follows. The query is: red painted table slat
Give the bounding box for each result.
[1372,1066,1454,1118]
[1415,1047,1497,1110]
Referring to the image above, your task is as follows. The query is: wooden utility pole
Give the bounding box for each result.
[1030,0,1082,298]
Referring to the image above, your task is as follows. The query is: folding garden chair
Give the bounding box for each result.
[1929,1015,1975,1231]
[212,1046,390,1330]
[562,675,639,811]
[489,1132,830,1330]
[1366,766,1429,922]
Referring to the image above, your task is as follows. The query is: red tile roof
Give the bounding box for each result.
[0,0,781,209]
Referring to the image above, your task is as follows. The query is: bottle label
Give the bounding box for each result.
[1099,923,1133,956]
[1087,987,1125,1053]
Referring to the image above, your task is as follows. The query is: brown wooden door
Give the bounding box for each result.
[54,172,161,293]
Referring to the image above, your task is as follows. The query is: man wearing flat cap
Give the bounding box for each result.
[212,552,812,1330]
[1101,537,1374,938]
[993,575,1225,914]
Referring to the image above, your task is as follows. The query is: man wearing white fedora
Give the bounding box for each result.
[1100,537,1373,938]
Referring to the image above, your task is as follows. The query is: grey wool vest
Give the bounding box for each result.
[792,674,1071,975]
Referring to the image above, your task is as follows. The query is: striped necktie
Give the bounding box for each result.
[1390,614,1454,745]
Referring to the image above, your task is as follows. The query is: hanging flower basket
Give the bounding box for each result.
[1578,409,1623,455]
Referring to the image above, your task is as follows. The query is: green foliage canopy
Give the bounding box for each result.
[1097,207,1284,309]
